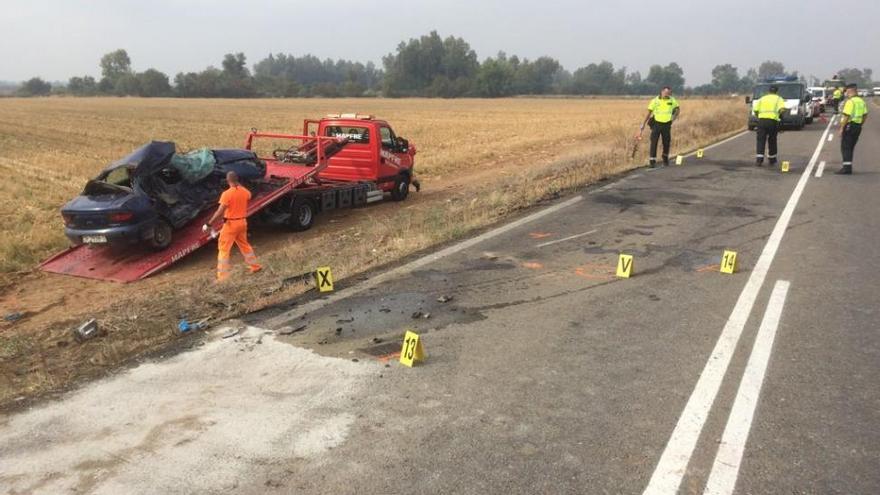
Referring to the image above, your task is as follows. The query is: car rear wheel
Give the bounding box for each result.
[148,219,173,251]
[287,198,316,232]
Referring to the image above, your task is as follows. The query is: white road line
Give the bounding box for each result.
[535,229,597,248]
[684,130,750,158]
[703,280,791,495]
[265,194,584,327]
[827,133,834,142]
[815,161,826,178]
[642,115,834,495]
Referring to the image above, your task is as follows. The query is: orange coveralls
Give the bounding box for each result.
[216,185,262,282]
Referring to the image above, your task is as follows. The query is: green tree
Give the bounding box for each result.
[113,73,141,96]
[383,31,478,97]
[756,60,786,81]
[17,77,52,96]
[645,62,685,93]
[710,64,740,93]
[137,69,171,97]
[476,53,515,97]
[68,76,98,96]
[570,61,625,95]
[100,49,132,90]
[836,68,873,87]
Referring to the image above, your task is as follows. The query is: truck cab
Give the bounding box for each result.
[304,114,417,200]
[746,78,812,130]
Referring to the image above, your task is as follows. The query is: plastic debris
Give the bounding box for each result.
[3,312,24,322]
[73,318,100,342]
[178,318,209,333]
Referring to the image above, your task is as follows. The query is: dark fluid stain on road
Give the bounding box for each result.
[460,258,516,271]
[618,228,653,236]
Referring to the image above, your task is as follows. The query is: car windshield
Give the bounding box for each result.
[753,84,802,99]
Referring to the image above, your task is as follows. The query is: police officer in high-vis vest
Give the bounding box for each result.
[641,86,680,167]
[753,85,787,166]
[836,83,869,175]
[832,87,843,114]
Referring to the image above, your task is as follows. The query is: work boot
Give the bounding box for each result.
[648,160,657,169]
[835,165,852,175]
[755,159,764,167]
[769,159,777,166]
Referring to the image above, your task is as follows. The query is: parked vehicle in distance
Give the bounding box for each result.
[808,86,827,112]
[746,77,813,130]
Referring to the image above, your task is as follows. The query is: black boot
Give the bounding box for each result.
[755,159,764,167]
[835,165,852,175]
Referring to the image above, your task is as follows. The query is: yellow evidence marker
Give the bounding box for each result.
[675,155,684,165]
[616,254,634,278]
[696,149,704,158]
[720,250,737,274]
[781,161,790,173]
[315,266,334,292]
[399,330,426,367]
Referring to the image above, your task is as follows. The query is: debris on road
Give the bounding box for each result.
[178,318,210,333]
[73,318,101,343]
[411,311,431,319]
[222,328,241,339]
[436,295,454,303]
[3,312,24,323]
[278,324,307,336]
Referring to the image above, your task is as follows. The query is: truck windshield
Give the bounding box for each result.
[753,84,802,100]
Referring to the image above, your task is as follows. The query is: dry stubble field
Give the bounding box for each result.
[0,97,743,405]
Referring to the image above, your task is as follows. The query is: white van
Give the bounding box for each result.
[808,86,827,111]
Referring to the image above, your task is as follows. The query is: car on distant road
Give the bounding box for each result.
[808,86,826,113]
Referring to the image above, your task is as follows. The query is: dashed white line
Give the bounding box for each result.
[827,133,833,142]
[703,280,791,495]
[642,114,834,495]
[815,161,826,178]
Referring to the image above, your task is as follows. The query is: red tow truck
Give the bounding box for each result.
[40,114,417,282]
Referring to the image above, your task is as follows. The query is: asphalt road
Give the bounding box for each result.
[2,108,878,494]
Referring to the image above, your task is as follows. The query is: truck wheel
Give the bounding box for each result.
[148,219,173,251]
[288,198,316,232]
[391,175,410,201]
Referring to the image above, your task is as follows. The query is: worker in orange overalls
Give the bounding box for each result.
[203,171,262,282]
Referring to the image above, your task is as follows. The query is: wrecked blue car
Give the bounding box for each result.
[61,141,265,250]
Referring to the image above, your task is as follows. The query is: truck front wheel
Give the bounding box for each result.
[287,198,316,232]
[391,175,410,201]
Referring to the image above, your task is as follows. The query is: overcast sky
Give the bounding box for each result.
[1,0,877,84]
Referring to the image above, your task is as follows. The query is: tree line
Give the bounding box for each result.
[13,31,877,98]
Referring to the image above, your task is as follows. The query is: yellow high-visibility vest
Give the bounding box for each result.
[648,96,680,123]
[843,96,868,124]
[755,94,785,121]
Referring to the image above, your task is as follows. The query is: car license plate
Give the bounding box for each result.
[82,235,108,244]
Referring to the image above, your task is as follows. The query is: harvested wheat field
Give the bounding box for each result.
[0,96,743,405]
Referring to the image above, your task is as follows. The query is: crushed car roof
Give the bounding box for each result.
[104,141,176,177]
